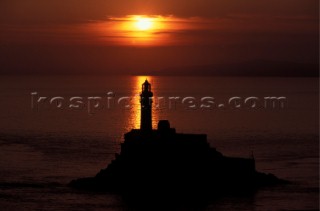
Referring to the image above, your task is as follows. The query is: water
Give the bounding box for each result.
[0,75,318,210]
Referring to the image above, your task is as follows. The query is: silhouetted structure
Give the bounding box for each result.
[70,80,286,203]
[140,79,153,131]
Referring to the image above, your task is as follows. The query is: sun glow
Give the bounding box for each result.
[135,17,153,31]
[99,15,183,45]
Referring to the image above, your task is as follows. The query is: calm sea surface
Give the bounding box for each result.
[0,75,318,210]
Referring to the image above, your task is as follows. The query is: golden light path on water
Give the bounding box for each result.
[129,76,159,130]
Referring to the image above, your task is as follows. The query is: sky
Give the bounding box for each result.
[0,0,318,75]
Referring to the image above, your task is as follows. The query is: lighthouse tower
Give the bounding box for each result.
[140,79,153,131]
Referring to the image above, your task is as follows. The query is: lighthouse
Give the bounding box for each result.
[140,79,153,131]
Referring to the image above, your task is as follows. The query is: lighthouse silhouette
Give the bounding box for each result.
[69,79,279,200]
[140,79,153,131]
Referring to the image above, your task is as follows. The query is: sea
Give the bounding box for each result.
[0,75,318,210]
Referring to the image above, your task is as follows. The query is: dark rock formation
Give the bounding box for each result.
[70,120,286,200]
[70,80,287,205]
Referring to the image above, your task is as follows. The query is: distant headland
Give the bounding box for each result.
[134,60,319,77]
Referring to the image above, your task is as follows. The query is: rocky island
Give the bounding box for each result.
[70,80,286,202]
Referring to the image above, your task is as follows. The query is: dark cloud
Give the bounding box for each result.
[0,0,318,24]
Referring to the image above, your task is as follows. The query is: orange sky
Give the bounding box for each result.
[0,0,318,74]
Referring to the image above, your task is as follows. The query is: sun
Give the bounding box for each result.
[135,17,153,31]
